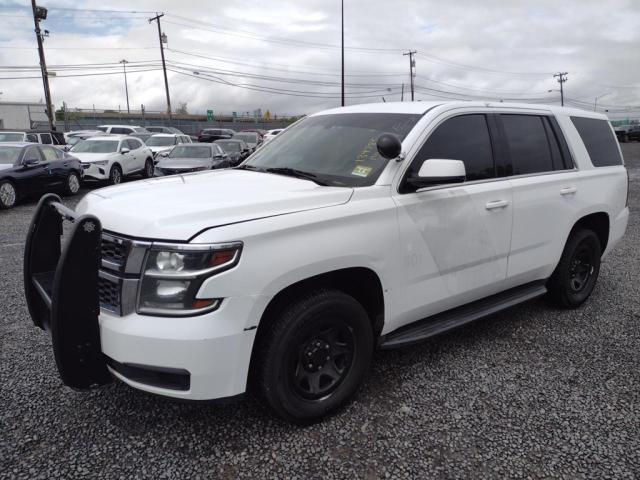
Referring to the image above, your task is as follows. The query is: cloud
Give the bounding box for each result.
[0,0,638,119]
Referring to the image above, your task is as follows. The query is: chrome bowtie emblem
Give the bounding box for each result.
[83,221,96,233]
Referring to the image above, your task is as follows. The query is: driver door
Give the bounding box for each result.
[391,113,513,326]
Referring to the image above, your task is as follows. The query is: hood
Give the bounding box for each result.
[75,169,353,240]
[72,152,116,162]
[156,158,210,170]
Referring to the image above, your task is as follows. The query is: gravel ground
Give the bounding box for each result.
[1,145,639,479]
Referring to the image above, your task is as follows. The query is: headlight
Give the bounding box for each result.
[93,160,109,166]
[137,242,242,316]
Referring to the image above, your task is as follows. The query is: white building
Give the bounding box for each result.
[0,102,50,130]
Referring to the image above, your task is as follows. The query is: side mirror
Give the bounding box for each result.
[407,159,466,188]
[23,158,40,166]
[120,147,130,154]
[376,133,402,160]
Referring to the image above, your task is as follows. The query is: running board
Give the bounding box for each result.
[379,281,547,349]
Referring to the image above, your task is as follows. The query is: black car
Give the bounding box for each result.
[0,143,83,209]
[198,128,235,143]
[214,139,251,166]
[154,143,230,176]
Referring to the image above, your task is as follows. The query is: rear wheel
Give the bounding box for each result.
[548,229,601,308]
[0,180,17,209]
[254,289,374,423]
[108,165,122,185]
[143,158,154,178]
[64,172,81,196]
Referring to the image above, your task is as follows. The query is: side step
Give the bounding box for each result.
[379,281,547,349]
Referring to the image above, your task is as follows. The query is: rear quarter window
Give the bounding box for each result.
[570,117,622,167]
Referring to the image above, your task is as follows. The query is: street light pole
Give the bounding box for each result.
[553,72,568,107]
[119,59,130,115]
[31,0,54,130]
[149,13,172,120]
[341,0,344,107]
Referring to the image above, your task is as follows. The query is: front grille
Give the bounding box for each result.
[101,235,128,268]
[98,275,121,313]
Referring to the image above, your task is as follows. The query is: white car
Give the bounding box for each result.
[96,125,149,135]
[262,128,284,143]
[145,133,192,158]
[24,101,628,423]
[70,136,154,184]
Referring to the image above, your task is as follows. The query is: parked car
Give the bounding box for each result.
[233,131,260,152]
[23,102,629,423]
[145,133,192,158]
[0,143,82,209]
[197,128,235,143]
[154,143,230,177]
[262,128,284,143]
[214,139,250,165]
[96,125,149,135]
[65,131,108,149]
[70,136,154,184]
[0,130,67,149]
[129,132,154,144]
[145,126,185,134]
[627,125,640,142]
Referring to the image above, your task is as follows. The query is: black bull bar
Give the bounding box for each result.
[24,193,111,389]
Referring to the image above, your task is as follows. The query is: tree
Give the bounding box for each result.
[176,102,188,115]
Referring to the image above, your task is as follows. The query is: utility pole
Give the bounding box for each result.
[31,1,54,130]
[403,51,417,101]
[401,83,404,102]
[149,13,172,120]
[341,0,345,107]
[119,59,130,114]
[553,72,568,107]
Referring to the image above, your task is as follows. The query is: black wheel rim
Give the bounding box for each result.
[290,321,355,401]
[569,242,596,292]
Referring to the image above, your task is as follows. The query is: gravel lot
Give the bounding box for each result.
[1,145,639,479]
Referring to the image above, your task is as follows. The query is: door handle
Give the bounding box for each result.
[560,186,577,195]
[485,200,510,210]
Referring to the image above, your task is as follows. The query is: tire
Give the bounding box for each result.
[108,164,122,185]
[0,180,17,209]
[547,229,602,308]
[253,289,374,423]
[143,158,154,178]
[64,172,81,196]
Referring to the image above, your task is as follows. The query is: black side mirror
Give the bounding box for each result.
[376,133,402,160]
[23,158,40,166]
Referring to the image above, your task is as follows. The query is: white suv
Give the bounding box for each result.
[96,125,148,135]
[24,101,628,423]
[70,136,154,184]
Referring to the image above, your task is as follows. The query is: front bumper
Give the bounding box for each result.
[100,295,259,400]
[82,162,110,180]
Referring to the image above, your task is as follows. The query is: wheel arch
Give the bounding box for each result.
[570,211,610,254]
[248,267,385,382]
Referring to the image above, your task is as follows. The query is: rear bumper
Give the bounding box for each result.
[604,207,629,258]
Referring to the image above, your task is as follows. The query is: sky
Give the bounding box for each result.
[0,0,639,119]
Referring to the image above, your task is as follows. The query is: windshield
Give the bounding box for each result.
[244,113,421,187]
[0,133,24,142]
[169,145,210,158]
[71,140,119,153]
[67,136,84,146]
[234,133,257,144]
[0,146,22,164]
[217,141,241,152]
[146,136,176,146]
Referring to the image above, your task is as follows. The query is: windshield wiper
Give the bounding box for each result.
[263,167,331,186]
[236,164,262,171]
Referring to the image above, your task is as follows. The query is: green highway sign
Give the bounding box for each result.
[206,109,214,121]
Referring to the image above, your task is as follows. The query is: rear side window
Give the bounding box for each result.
[40,146,60,162]
[96,126,107,132]
[501,115,554,175]
[408,114,495,185]
[40,133,52,144]
[570,117,622,167]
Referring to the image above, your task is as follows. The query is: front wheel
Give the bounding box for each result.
[108,165,122,185]
[143,158,154,178]
[548,229,601,308]
[253,289,374,423]
[64,172,81,196]
[0,180,17,209]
